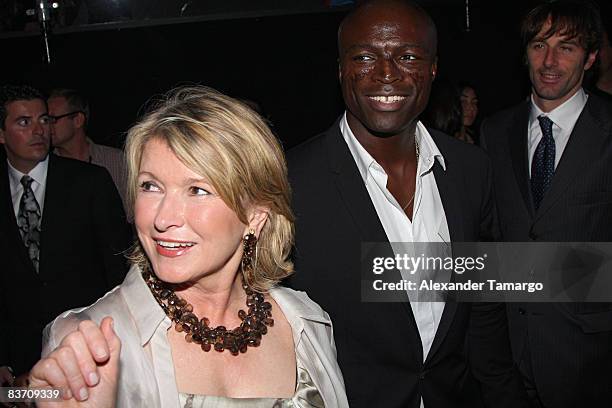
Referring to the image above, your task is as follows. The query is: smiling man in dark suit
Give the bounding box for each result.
[0,85,131,383]
[287,1,527,407]
[480,1,612,407]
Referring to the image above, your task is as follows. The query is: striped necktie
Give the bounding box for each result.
[17,175,41,272]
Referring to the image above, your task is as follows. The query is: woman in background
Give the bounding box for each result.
[420,77,463,138]
[457,83,479,144]
[29,86,348,408]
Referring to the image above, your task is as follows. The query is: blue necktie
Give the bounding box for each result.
[17,175,41,272]
[531,115,556,210]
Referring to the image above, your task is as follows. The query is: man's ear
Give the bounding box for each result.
[0,128,5,144]
[431,57,438,80]
[338,60,343,83]
[74,112,86,129]
[247,206,270,237]
[584,50,598,71]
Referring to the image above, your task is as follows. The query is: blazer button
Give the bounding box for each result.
[519,308,526,315]
[419,371,426,380]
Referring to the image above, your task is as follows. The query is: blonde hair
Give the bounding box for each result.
[125,86,294,291]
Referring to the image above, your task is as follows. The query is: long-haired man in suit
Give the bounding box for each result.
[287,1,528,407]
[481,1,612,407]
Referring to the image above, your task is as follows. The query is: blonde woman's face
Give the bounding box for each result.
[134,138,247,285]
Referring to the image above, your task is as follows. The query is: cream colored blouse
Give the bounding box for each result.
[42,266,348,408]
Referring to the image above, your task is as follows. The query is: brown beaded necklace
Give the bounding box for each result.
[143,232,274,356]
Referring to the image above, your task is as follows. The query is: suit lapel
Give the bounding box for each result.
[38,154,63,279]
[535,98,611,222]
[433,159,464,243]
[40,155,58,236]
[508,102,535,218]
[324,124,389,243]
[323,122,423,358]
[424,153,459,363]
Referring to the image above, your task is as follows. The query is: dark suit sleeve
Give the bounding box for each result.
[479,120,489,151]
[91,167,131,287]
[0,272,9,369]
[468,302,528,407]
[470,155,527,407]
[479,123,502,242]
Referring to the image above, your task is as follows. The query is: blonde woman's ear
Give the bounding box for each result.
[247,206,270,237]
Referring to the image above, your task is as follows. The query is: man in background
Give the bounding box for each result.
[0,85,130,383]
[481,1,612,406]
[48,88,128,211]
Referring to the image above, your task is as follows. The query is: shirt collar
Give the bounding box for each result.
[121,264,332,348]
[7,155,49,188]
[340,112,445,181]
[529,87,588,131]
[121,265,170,346]
[415,121,446,173]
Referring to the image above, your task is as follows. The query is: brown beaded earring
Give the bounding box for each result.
[241,228,257,287]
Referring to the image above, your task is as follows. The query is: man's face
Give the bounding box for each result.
[527,19,597,111]
[339,4,437,137]
[0,99,50,173]
[48,96,77,147]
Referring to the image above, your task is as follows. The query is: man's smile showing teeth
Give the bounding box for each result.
[369,95,406,103]
[540,72,562,82]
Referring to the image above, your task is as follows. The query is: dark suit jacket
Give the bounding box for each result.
[287,121,527,408]
[0,152,131,375]
[481,93,612,408]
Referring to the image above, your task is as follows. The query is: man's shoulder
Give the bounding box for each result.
[286,122,340,165]
[49,153,114,180]
[50,153,104,172]
[428,128,490,173]
[480,102,529,149]
[483,102,527,129]
[90,142,124,160]
[285,122,343,186]
[584,92,612,130]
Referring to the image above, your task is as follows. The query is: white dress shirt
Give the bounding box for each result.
[528,88,588,175]
[7,156,49,218]
[340,113,449,361]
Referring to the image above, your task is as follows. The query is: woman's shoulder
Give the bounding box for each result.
[42,286,129,355]
[42,267,154,356]
[269,286,331,324]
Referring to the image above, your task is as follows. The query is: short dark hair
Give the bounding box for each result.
[49,88,90,124]
[0,85,46,130]
[338,0,438,56]
[521,0,603,55]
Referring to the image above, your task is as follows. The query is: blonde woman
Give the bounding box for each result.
[29,86,348,408]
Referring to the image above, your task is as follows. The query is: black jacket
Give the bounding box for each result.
[287,120,527,408]
[481,93,612,408]
[0,152,131,375]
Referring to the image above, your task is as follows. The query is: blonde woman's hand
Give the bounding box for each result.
[29,317,121,408]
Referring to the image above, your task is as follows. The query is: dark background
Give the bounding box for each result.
[0,0,603,149]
